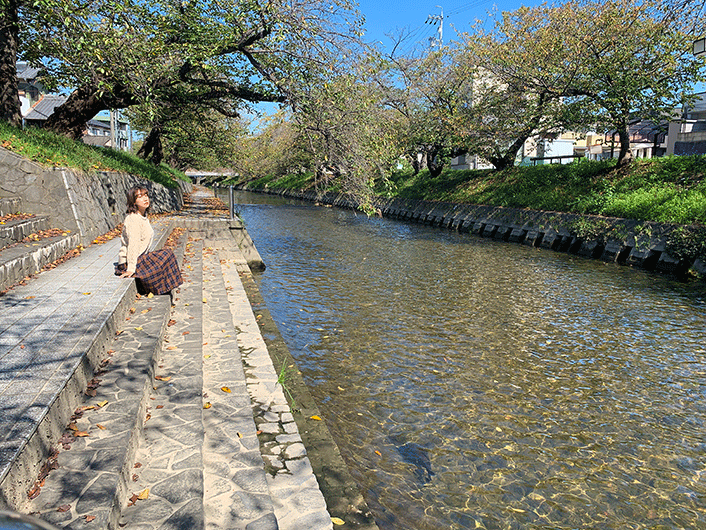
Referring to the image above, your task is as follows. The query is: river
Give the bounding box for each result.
[220,189,706,530]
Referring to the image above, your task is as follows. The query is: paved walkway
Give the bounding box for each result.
[1,188,338,529]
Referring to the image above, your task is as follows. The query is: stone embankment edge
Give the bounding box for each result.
[0,147,192,247]
[235,185,706,279]
[237,270,380,530]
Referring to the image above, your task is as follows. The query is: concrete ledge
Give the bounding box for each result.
[178,218,265,272]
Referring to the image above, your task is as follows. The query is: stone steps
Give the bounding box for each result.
[0,196,80,293]
[0,219,175,514]
[10,219,335,530]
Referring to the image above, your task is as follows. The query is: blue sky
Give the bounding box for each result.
[355,0,532,54]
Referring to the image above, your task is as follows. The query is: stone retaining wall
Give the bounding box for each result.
[0,147,192,245]
[236,185,706,278]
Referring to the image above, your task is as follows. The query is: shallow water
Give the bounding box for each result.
[223,190,706,529]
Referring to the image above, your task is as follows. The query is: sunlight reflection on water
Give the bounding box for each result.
[224,190,706,530]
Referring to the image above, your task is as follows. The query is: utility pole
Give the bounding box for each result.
[426,6,444,50]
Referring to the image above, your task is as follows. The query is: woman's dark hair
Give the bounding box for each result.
[125,186,150,214]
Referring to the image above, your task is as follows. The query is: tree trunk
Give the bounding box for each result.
[0,0,22,127]
[616,122,633,166]
[44,80,138,139]
[137,125,164,165]
[427,146,444,178]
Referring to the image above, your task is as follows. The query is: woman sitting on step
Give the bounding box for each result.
[115,186,183,300]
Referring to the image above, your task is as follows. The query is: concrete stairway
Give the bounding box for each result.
[0,188,354,530]
[0,196,80,293]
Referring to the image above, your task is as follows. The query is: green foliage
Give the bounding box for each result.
[381,157,706,226]
[0,121,186,187]
[665,226,706,263]
[566,217,613,243]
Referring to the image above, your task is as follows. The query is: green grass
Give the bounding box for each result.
[0,121,187,188]
[381,156,706,225]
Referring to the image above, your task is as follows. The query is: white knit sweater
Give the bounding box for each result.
[118,213,154,273]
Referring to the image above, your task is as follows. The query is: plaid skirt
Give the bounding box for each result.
[115,249,183,295]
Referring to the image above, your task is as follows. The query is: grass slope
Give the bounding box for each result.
[0,121,187,188]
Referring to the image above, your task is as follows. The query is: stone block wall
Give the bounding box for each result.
[0,147,191,245]
[238,184,706,279]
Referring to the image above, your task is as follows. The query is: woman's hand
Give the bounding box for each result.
[120,270,135,278]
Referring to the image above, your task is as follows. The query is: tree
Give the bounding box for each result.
[563,0,706,165]
[375,47,469,177]
[453,5,587,170]
[291,63,401,201]
[8,0,364,147]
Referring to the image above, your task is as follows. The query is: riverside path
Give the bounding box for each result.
[0,186,348,530]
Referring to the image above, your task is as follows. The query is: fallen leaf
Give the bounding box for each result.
[155,375,171,381]
[310,415,322,421]
[203,402,212,409]
[85,515,96,523]
[28,486,41,499]
[156,405,164,409]
[331,517,346,526]
[132,474,139,482]
[83,292,92,295]
[96,424,106,430]
[57,505,71,513]
[221,386,231,393]
[96,400,108,407]
[67,423,78,431]
[74,431,89,437]
[135,326,143,331]
[134,462,142,468]
[167,346,177,350]
[237,432,243,438]
[167,319,176,326]
[182,331,190,335]
[137,488,149,500]
[202,298,207,303]
[147,293,154,298]
[375,450,382,456]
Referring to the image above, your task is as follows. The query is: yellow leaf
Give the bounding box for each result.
[203,402,212,409]
[83,292,92,295]
[202,298,207,303]
[74,431,89,437]
[310,415,322,421]
[147,293,154,298]
[221,386,231,393]
[135,326,143,331]
[96,424,106,430]
[96,400,109,407]
[331,517,345,525]
[204,354,211,359]
[155,376,171,381]
[137,488,149,500]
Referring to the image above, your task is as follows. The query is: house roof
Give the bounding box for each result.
[23,94,67,120]
[16,62,41,82]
